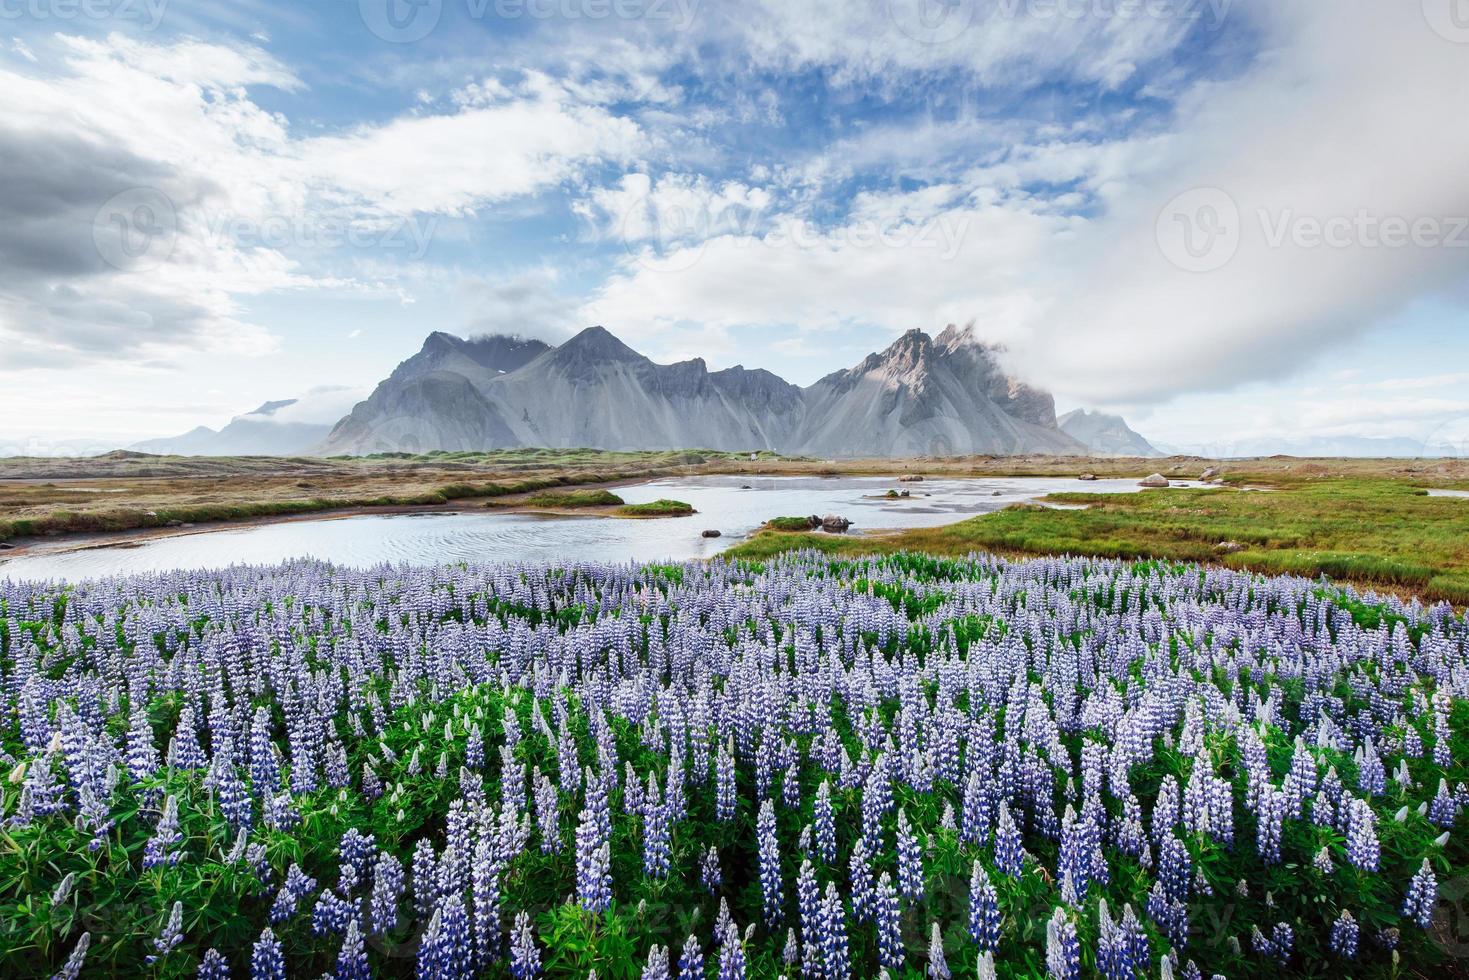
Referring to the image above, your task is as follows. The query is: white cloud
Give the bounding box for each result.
[1007,2,1469,403]
[298,75,645,216]
[0,36,650,372]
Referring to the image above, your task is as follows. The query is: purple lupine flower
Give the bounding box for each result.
[250,928,285,980]
[702,845,723,893]
[412,839,440,920]
[993,802,1023,877]
[896,808,924,903]
[961,770,990,845]
[1120,903,1148,974]
[147,901,184,964]
[197,948,231,980]
[510,911,540,979]
[757,799,783,925]
[311,890,356,937]
[335,920,370,980]
[926,922,951,979]
[716,744,736,823]
[645,773,671,879]
[1402,859,1438,928]
[1255,788,1285,864]
[969,859,1001,953]
[268,864,317,925]
[337,829,377,896]
[860,762,891,851]
[1095,901,1127,980]
[369,851,405,936]
[717,923,746,980]
[1430,779,1459,828]
[1045,908,1079,980]
[819,882,851,980]
[1344,798,1380,871]
[533,768,561,854]
[849,834,875,923]
[142,794,183,869]
[797,858,820,967]
[677,933,704,980]
[575,807,612,914]
[874,873,903,971]
[642,944,670,980]
[52,932,90,980]
[1330,909,1359,959]
[1270,922,1294,965]
[471,837,503,967]
[813,780,837,866]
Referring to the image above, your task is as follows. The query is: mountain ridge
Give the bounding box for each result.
[320,325,1117,458]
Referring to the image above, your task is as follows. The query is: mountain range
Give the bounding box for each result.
[132,399,332,457]
[319,325,1131,457]
[133,326,1162,459]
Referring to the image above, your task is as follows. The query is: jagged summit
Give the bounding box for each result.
[318,324,1140,457]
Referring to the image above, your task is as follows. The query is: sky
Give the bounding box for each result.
[1,0,1467,457]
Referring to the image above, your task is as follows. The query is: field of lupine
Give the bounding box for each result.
[1,552,1466,978]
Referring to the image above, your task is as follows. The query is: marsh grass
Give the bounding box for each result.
[729,479,1469,603]
[616,499,695,517]
[522,489,627,509]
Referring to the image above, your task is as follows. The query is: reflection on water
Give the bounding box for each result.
[1,475,1149,581]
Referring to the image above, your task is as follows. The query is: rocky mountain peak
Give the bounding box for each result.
[556,325,644,363]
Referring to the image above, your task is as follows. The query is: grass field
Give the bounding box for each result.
[521,489,627,509]
[728,477,1469,603]
[617,499,696,517]
[5,450,1469,603]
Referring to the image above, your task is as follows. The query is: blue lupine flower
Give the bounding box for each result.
[968,859,1001,953]
[250,928,285,980]
[874,873,903,971]
[1329,910,1359,959]
[1402,859,1438,928]
[510,911,540,979]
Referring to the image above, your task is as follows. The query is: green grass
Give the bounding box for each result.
[727,479,1469,603]
[616,499,695,518]
[766,516,818,531]
[522,489,627,509]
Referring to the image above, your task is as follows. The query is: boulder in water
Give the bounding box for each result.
[1138,474,1170,488]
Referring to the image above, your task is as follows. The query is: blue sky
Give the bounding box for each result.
[1,0,1467,455]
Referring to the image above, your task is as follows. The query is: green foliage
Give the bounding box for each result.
[617,500,696,518]
[522,489,627,508]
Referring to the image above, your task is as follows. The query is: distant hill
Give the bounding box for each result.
[132,398,332,457]
[321,325,1094,458]
[1058,409,1160,457]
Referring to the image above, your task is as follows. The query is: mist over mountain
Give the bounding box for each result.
[321,325,1116,458]
[130,388,366,457]
[132,400,331,457]
[1058,409,1161,458]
